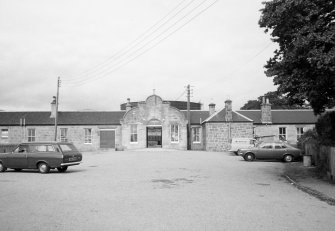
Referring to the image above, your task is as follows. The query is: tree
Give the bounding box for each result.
[240,91,309,109]
[259,0,335,114]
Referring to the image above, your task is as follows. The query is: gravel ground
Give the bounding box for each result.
[1,150,335,231]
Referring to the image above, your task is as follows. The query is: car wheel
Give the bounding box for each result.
[38,162,50,174]
[244,153,255,161]
[283,155,293,163]
[57,166,68,173]
[14,169,22,172]
[0,162,7,172]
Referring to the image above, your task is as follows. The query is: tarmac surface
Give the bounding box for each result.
[1,150,335,231]
[283,162,335,206]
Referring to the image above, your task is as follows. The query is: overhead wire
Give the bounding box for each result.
[65,0,219,87]
[63,0,196,83]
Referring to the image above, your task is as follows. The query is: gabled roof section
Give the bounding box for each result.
[237,110,318,124]
[202,108,253,123]
[181,110,210,125]
[0,111,125,126]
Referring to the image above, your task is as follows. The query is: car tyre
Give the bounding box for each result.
[283,154,293,163]
[0,162,7,172]
[57,166,68,173]
[38,162,50,174]
[244,153,255,161]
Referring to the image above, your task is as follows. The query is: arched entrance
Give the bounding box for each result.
[147,119,162,148]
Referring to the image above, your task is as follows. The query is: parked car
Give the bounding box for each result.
[229,138,256,154]
[0,142,82,173]
[237,142,301,162]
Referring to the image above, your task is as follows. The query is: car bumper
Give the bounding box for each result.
[61,161,81,166]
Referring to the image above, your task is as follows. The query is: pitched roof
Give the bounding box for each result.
[237,110,318,124]
[0,111,125,126]
[203,108,253,123]
[181,110,210,124]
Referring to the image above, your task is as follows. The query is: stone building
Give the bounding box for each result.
[0,94,318,152]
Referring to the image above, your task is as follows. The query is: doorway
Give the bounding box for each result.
[147,127,162,148]
[100,130,115,148]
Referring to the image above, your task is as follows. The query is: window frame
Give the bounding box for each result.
[170,124,179,143]
[279,127,286,141]
[296,127,304,140]
[1,128,9,139]
[130,124,138,143]
[60,128,68,142]
[192,127,201,143]
[27,128,36,142]
[84,128,93,144]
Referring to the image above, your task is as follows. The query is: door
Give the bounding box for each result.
[7,145,28,168]
[147,127,162,148]
[100,130,115,148]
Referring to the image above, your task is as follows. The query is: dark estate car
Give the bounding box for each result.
[0,142,82,173]
[237,142,301,162]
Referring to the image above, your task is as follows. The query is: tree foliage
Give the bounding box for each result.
[240,91,309,109]
[315,111,335,146]
[259,0,335,114]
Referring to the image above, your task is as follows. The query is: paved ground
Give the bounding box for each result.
[1,150,335,231]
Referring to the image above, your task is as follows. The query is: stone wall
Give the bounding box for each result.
[121,95,187,150]
[254,124,314,144]
[0,125,122,152]
[205,122,253,151]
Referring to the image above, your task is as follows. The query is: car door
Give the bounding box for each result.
[7,145,28,168]
[273,144,286,159]
[256,143,274,159]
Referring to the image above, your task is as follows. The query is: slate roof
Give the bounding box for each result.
[237,110,318,124]
[0,111,125,126]
[203,108,253,123]
[181,110,210,125]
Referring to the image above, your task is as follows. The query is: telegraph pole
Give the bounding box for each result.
[186,84,191,150]
[54,77,61,141]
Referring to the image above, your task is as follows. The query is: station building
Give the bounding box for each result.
[0,94,318,152]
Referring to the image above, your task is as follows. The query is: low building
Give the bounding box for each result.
[0,94,318,152]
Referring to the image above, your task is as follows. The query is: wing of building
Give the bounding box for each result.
[0,94,318,152]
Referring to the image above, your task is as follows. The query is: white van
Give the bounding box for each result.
[229,138,255,154]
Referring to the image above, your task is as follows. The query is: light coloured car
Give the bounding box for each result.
[237,142,301,162]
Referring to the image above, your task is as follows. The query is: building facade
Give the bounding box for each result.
[0,94,318,152]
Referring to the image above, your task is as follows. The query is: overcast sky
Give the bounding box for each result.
[0,0,278,112]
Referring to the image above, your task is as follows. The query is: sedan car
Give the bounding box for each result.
[237,142,301,162]
[0,142,82,173]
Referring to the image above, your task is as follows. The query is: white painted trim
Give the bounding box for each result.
[234,111,254,122]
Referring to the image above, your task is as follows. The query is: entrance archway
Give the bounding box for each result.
[147,119,162,148]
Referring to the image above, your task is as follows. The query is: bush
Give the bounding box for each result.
[297,128,318,151]
[315,111,335,146]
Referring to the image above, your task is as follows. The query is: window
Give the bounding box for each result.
[297,127,304,140]
[130,124,138,143]
[279,127,286,141]
[1,129,8,139]
[60,128,68,142]
[260,144,273,149]
[192,127,201,143]
[84,128,92,144]
[27,128,36,142]
[171,124,179,143]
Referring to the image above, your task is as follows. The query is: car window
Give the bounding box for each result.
[260,144,272,149]
[275,145,283,149]
[13,146,28,153]
[46,145,56,152]
[59,144,76,151]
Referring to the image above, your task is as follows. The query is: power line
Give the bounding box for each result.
[65,0,219,87]
[63,0,196,83]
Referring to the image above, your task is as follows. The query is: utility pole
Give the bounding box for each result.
[186,84,191,150]
[54,77,61,141]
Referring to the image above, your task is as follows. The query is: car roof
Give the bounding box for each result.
[20,141,73,145]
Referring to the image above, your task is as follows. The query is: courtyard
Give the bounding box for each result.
[1,150,335,231]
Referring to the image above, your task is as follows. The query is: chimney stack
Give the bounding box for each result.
[261,97,272,124]
[50,96,56,118]
[225,99,232,121]
[209,103,216,116]
[126,98,132,112]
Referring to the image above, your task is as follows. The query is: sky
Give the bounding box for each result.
[0,0,278,112]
